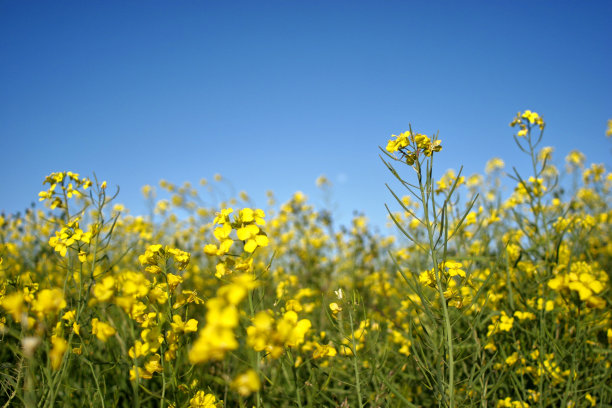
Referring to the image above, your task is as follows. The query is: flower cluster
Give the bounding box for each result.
[189,274,258,364]
[548,261,606,308]
[386,130,442,164]
[246,309,311,359]
[509,110,545,137]
[204,208,269,278]
[38,171,93,209]
[48,218,93,257]
[139,244,191,274]
[418,260,471,308]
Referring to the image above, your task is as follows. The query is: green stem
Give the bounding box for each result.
[418,161,455,408]
[247,288,263,408]
[348,310,364,408]
[289,351,304,408]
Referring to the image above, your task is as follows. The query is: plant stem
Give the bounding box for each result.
[418,163,455,408]
[348,310,364,408]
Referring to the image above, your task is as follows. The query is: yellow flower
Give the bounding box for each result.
[510,110,544,137]
[213,223,232,241]
[149,285,169,304]
[585,393,596,407]
[1,292,25,322]
[49,336,68,370]
[278,311,311,347]
[143,354,163,377]
[385,132,410,153]
[505,352,519,366]
[399,342,411,357]
[91,318,116,342]
[522,110,543,126]
[49,233,68,257]
[215,262,228,278]
[488,311,515,336]
[246,311,275,352]
[444,261,466,278]
[313,343,337,359]
[414,134,442,156]
[121,272,149,298]
[231,369,260,396]
[129,340,151,359]
[236,224,269,253]
[385,131,441,163]
[514,311,536,321]
[485,158,505,173]
[537,298,554,312]
[189,391,217,407]
[188,275,256,364]
[93,276,116,302]
[418,269,436,288]
[188,325,238,363]
[213,208,233,225]
[499,313,514,331]
[141,327,164,353]
[129,366,149,381]
[171,315,199,334]
[538,146,554,162]
[496,398,529,408]
[166,274,184,291]
[32,288,67,319]
[238,208,266,225]
[565,150,585,168]
[218,274,258,305]
[206,298,239,327]
[484,341,497,352]
[168,247,190,269]
[329,302,342,314]
[203,244,219,255]
[285,299,303,312]
[139,244,163,266]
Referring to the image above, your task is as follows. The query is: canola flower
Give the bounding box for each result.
[246,309,311,359]
[510,109,545,137]
[189,391,218,407]
[385,130,442,164]
[230,369,261,397]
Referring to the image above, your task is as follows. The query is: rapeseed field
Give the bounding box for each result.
[1,111,610,407]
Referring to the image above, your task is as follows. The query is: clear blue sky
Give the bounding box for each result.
[1,1,611,228]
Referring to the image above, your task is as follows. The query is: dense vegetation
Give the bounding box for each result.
[1,111,610,407]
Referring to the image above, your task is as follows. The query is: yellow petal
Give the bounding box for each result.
[244,239,257,253]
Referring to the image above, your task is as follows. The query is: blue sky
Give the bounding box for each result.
[1,1,611,228]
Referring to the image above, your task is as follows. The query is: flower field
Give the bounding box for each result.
[1,111,611,407]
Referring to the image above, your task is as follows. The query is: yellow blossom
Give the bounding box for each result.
[32,288,67,319]
[329,302,342,314]
[166,273,183,291]
[231,369,260,396]
[171,315,199,334]
[189,391,217,408]
[91,318,116,342]
[49,336,68,370]
[1,292,25,322]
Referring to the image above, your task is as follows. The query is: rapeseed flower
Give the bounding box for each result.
[91,318,116,342]
[32,289,66,319]
[231,369,260,396]
[189,391,217,408]
[49,336,68,370]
